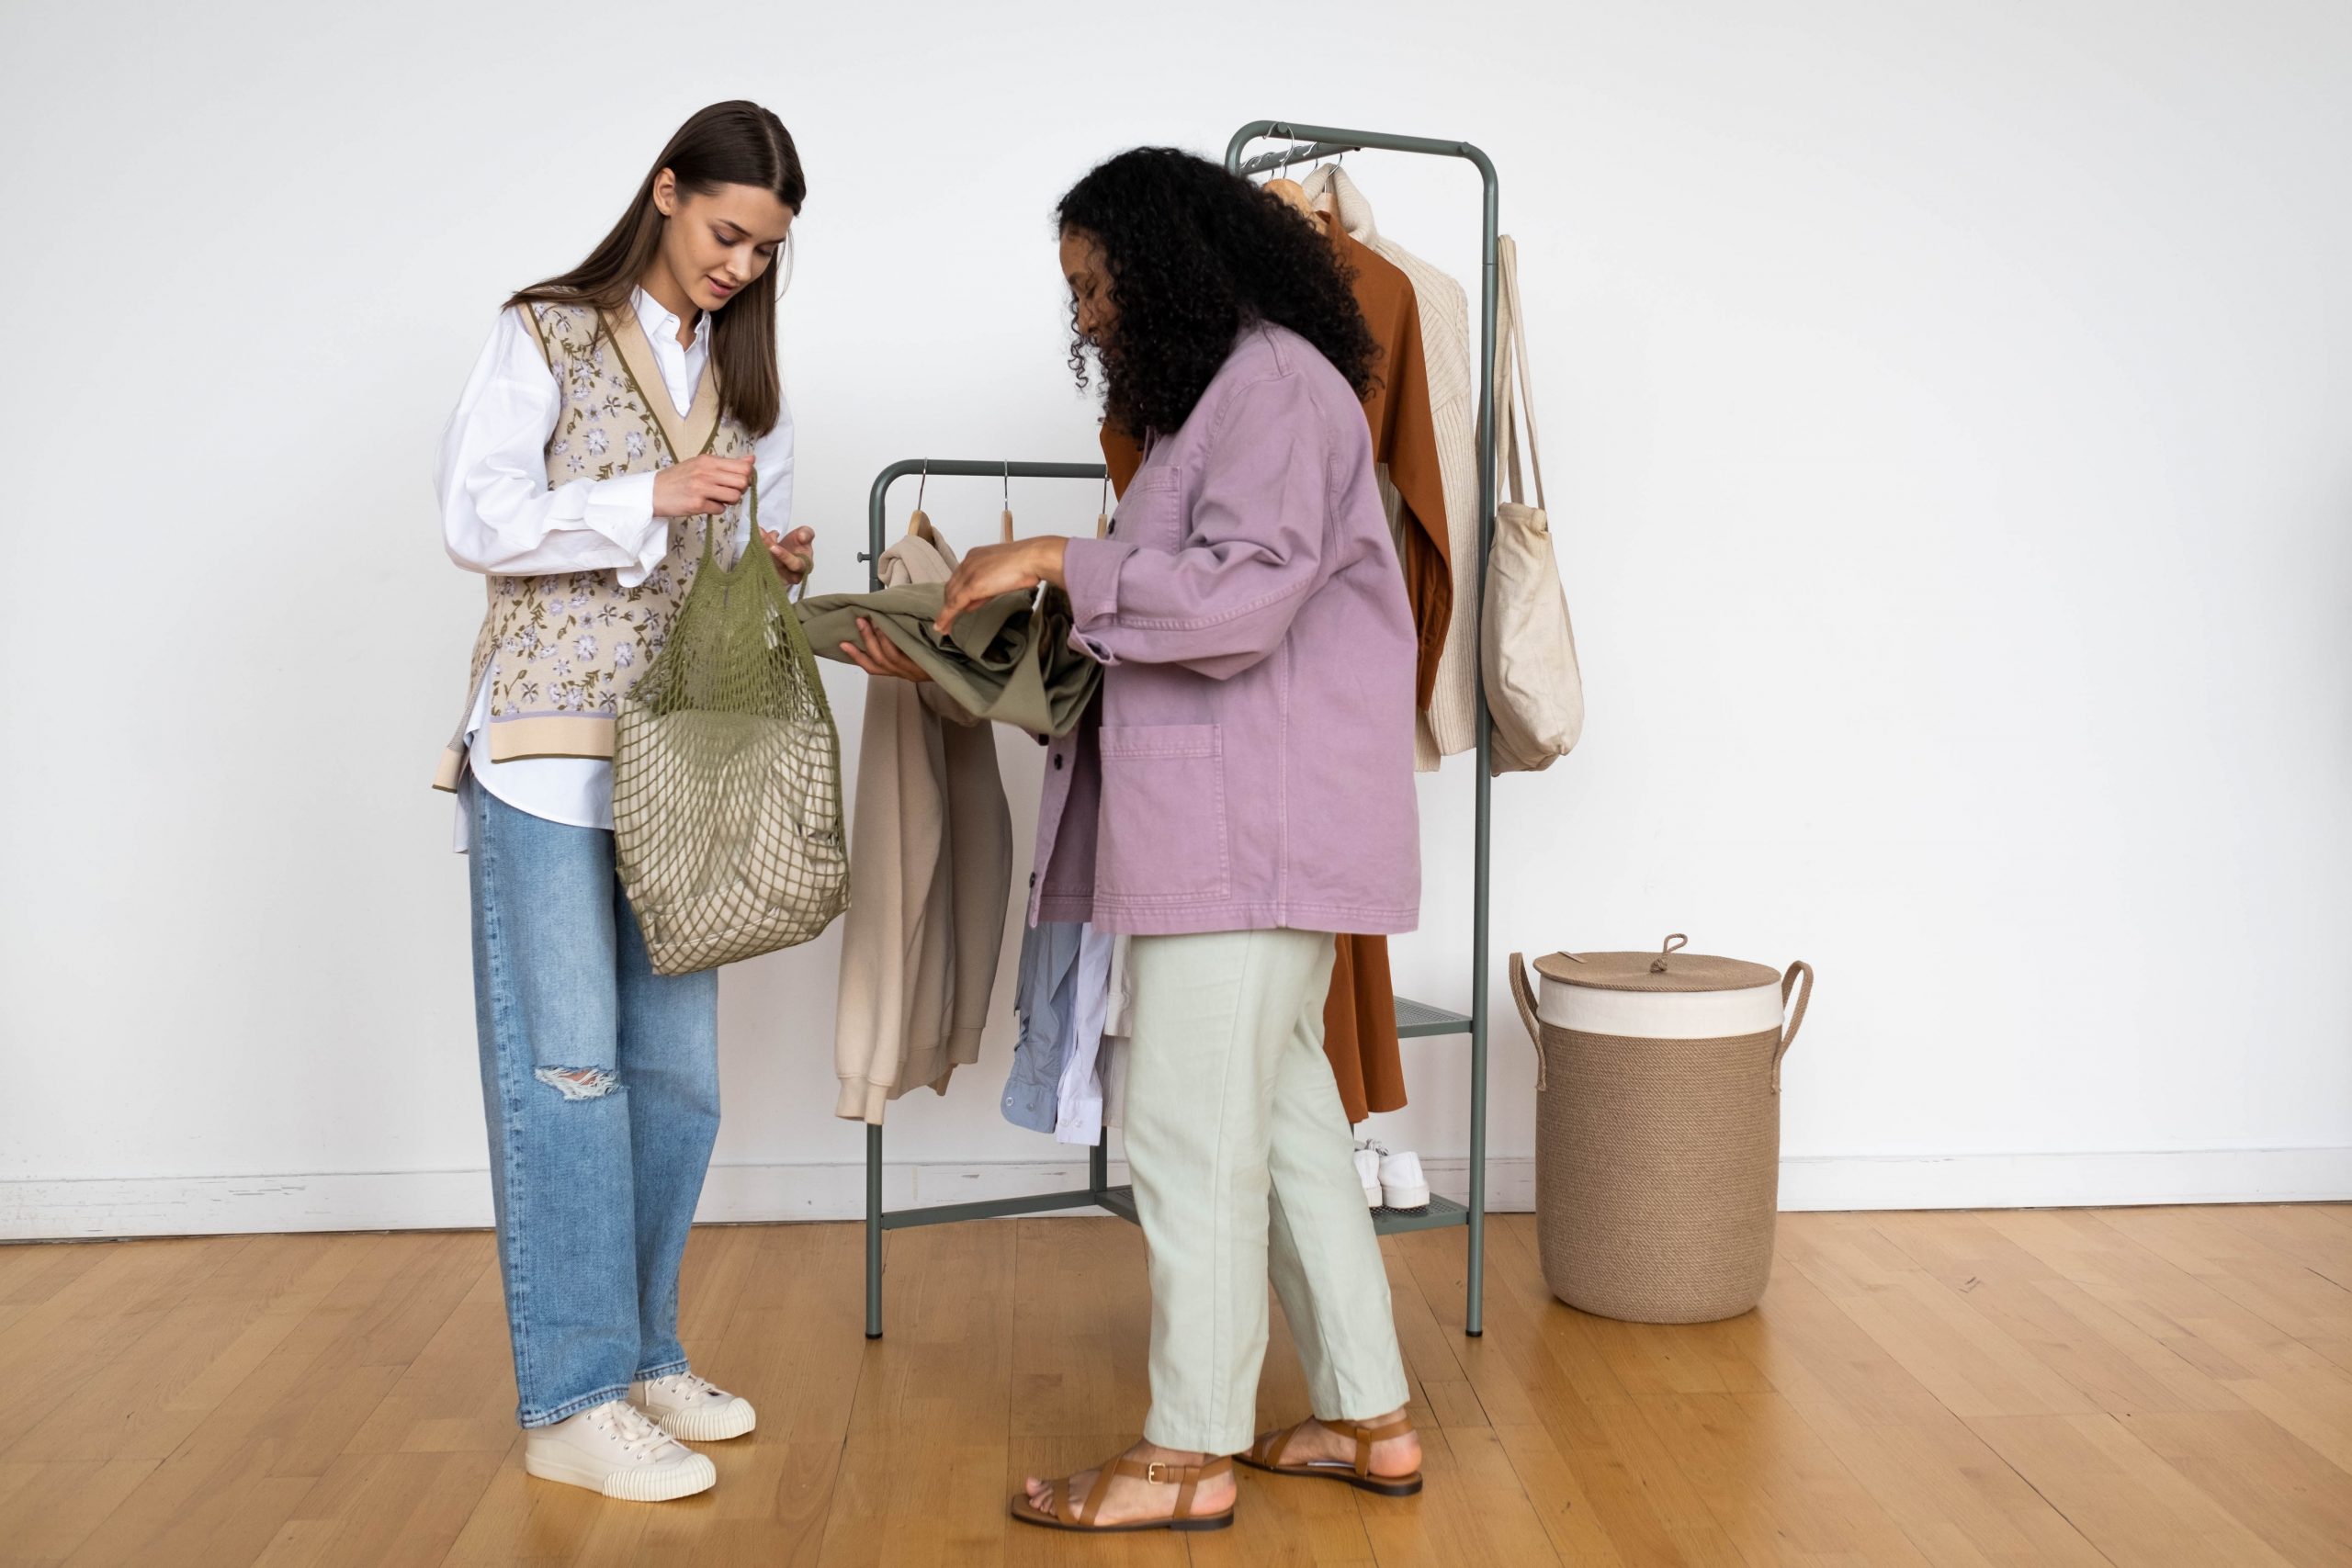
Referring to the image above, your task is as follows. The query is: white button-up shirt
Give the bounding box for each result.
[436,286,795,844]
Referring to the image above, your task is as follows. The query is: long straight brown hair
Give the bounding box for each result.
[511,101,805,436]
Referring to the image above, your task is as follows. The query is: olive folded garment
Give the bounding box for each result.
[798,581,1102,738]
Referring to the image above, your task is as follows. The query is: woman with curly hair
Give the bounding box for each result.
[840,146,1428,1533]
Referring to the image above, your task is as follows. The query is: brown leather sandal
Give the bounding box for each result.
[1007,1451,1237,1532]
[1238,1416,1425,1495]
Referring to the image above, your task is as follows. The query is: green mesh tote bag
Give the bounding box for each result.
[613,481,849,975]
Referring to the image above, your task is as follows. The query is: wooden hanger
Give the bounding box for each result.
[1264,175,1314,218]
[1261,145,1317,219]
[1001,462,1015,546]
[905,461,937,542]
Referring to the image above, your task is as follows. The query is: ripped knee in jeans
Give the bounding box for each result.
[534,1066,619,1100]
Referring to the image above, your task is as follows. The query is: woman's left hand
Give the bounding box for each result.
[763,525,815,587]
[937,536,1068,634]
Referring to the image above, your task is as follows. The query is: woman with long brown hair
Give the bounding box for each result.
[431,100,814,1502]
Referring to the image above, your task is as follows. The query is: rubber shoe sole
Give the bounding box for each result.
[646,1398,756,1442]
[523,1445,717,1502]
[1381,1180,1430,1213]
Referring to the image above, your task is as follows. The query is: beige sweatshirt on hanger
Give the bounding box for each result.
[832,520,1014,1122]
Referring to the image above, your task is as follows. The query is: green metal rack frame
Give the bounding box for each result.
[861,120,1500,1341]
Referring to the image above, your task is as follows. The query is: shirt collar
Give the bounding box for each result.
[629,285,710,351]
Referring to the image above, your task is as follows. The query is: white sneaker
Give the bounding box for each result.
[1379,1150,1430,1213]
[523,1397,717,1501]
[1352,1144,1384,1210]
[630,1370,758,1441]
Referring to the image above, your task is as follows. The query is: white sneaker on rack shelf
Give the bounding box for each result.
[1353,1143,1385,1210]
[1379,1149,1430,1213]
[522,1397,717,1501]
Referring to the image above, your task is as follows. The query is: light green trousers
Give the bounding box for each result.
[1124,928,1412,1455]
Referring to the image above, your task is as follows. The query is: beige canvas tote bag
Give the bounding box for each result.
[1485,234,1585,774]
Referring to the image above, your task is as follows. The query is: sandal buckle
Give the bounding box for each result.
[1143,1461,1171,1484]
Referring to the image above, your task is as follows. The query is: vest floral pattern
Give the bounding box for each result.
[444,300,754,775]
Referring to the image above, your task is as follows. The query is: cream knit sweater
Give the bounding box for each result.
[1305,164,1481,769]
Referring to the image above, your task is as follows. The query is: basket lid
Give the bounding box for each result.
[1532,934,1780,994]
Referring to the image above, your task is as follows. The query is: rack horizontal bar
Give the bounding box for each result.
[862,459,1111,568]
[1235,140,1363,176]
[1226,121,1496,184]
[1088,1185,1466,1237]
[876,1187,1109,1231]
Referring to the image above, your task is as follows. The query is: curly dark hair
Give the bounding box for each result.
[1057,147,1380,438]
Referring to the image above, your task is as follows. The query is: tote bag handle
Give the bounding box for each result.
[1494,235,1546,515]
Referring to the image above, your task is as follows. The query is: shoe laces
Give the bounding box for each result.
[590,1397,679,1457]
[644,1370,727,1402]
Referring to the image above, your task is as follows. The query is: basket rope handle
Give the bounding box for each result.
[1508,953,1548,1091]
[1772,961,1814,1093]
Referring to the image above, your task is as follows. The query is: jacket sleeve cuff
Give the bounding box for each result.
[1060,536,1137,663]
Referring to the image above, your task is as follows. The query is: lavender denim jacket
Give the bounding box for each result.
[1029,323,1420,938]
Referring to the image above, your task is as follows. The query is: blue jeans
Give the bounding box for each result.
[463,777,722,1427]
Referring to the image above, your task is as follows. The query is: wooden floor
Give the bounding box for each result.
[3,1205,2350,1566]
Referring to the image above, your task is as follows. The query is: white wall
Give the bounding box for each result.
[4,0,2348,1239]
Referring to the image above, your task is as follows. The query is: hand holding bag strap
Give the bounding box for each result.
[1509,953,1548,1091]
[695,470,762,567]
[1771,961,1814,1093]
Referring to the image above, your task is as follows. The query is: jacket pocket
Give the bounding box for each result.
[1095,724,1228,901]
[1110,467,1186,549]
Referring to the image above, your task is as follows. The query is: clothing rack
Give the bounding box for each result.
[858,120,1502,1341]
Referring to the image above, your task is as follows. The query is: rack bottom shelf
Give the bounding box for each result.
[1091,1184,1467,1237]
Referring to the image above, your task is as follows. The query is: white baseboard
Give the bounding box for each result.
[4,1148,2346,1242]
[1776,1145,2352,1212]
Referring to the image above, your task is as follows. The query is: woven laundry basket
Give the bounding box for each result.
[1509,936,1813,1324]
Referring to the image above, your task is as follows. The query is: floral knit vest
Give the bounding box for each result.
[433,299,757,791]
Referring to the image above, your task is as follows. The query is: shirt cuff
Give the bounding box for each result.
[586,472,664,588]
